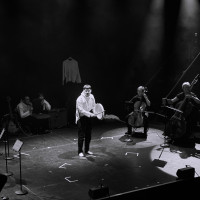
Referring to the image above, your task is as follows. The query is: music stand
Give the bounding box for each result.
[0,128,13,177]
[152,147,167,168]
[13,139,28,195]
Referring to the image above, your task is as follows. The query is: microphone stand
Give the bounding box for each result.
[160,106,170,148]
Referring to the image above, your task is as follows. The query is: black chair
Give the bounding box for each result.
[14,108,33,136]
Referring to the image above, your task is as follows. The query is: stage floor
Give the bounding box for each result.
[0,120,200,200]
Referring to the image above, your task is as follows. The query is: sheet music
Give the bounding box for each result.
[13,139,23,152]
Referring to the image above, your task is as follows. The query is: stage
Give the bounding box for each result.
[0,119,200,200]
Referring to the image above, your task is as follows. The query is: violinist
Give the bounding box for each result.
[125,86,151,138]
[163,82,200,140]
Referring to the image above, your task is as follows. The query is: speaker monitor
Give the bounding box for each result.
[88,186,109,199]
[176,167,195,179]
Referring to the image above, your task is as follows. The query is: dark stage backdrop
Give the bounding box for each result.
[0,0,200,122]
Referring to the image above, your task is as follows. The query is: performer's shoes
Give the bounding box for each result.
[85,151,93,155]
[2,197,9,200]
[125,131,132,136]
[79,152,84,157]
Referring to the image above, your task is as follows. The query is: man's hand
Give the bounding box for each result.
[186,94,193,99]
[162,98,167,106]
[90,113,96,118]
[143,93,147,98]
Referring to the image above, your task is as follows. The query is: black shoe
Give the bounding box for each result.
[125,131,132,136]
[131,130,136,136]
[143,131,147,137]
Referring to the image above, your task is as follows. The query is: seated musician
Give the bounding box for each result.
[32,93,51,114]
[16,96,35,133]
[32,93,51,134]
[125,86,151,138]
[162,82,200,141]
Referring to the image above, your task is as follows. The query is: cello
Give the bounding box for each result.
[169,74,199,140]
[128,87,148,127]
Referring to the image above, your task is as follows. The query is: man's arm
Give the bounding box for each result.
[186,94,200,104]
[77,99,95,118]
[129,95,137,102]
[91,95,96,114]
[143,93,151,107]
[162,97,179,105]
[17,104,31,118]
[43,99,51,111]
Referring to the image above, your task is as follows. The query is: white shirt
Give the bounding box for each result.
[75,92,96,124]
[17,101,33,118]
[62,58,81,84]
[42,99,51,111]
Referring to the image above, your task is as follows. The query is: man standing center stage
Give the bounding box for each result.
[75,84,97,157]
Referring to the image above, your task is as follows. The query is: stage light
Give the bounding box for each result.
[179,0,199,29]
[139,0,164,59]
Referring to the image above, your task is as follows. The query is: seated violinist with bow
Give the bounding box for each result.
[125,86,151,138]
[162,81,200,142]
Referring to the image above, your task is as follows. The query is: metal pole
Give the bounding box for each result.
[5,131,13,160]
[3,140,13,176]
[15,150,27,195]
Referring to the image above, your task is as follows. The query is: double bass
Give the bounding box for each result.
[168,74,199,140]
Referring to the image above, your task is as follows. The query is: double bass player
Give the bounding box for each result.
[162,81,200,143]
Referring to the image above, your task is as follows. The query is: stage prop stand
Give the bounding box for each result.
[13,139,28,195]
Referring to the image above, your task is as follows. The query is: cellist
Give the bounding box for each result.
[163,82,200,140]
[125,86,151,138]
